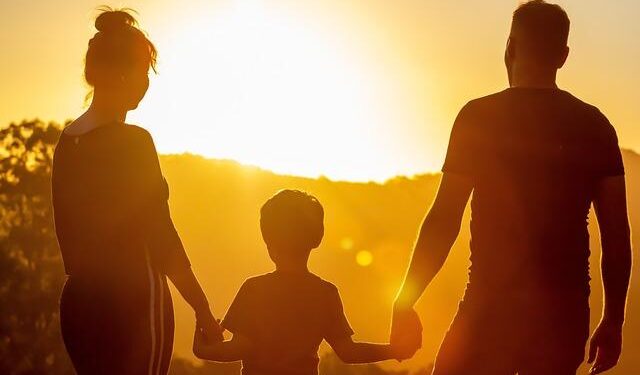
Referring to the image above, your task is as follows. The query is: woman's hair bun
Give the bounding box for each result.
[85,7,157,87]
[95,8,138,32]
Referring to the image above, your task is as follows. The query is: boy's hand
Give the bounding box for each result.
[192,327,208,358]
[196,310,224,343]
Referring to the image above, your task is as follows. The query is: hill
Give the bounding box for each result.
[160,150,640,375]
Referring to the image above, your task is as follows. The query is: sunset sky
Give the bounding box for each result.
[1,0,638,181]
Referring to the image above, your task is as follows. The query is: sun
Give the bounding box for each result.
[129,1,405,182]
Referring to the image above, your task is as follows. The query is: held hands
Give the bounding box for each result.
[193,315,224,359]
[192,326,209,358]
[390,304,423,361]
[587,319,623,374]
[195,309,224,343]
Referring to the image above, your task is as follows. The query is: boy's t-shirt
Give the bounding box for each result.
[223,271,354,375]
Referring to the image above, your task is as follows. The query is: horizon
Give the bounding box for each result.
[159,145,640,184]
[5,117,640,183]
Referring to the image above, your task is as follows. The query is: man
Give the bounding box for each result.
[391,1,632,374]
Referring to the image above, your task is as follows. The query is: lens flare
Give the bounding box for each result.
[356,250,373,267]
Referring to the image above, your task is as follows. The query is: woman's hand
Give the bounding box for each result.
[196,310,224,343]
[165,266,224,342]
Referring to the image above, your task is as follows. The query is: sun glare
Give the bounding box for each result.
[130,1,407,181]
[340,237,354,251]
[355,250,373,267]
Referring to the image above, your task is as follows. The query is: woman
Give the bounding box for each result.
[52,9,222,375]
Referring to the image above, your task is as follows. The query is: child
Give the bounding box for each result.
[193,189,419,374]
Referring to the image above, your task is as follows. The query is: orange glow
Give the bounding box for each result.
[2,1,639,181]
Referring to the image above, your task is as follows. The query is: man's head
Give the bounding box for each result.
[260,190,324,265]
[506,1,570,81]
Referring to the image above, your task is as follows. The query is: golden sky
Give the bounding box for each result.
[1,0,638,181]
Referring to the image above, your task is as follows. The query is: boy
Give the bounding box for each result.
[193,189,418,374]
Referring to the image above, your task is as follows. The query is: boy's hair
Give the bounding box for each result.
[511,0,570,64]
[260,190,324,251]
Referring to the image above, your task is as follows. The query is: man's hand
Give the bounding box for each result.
[390,304,422,360]
[389,341,419,362]
[588,319,623,374]
[196,310,224,343]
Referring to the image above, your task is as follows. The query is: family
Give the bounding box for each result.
[51,1,632,375]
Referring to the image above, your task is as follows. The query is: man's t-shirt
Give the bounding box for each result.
[442,87,624,299]
[222,271,354,375]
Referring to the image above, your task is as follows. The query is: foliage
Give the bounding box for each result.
[169,357,241,375]
[169,352,431,375]
[0,120,70,374]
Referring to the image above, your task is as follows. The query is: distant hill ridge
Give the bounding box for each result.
[159,148,640,183]
[158,149,640,375]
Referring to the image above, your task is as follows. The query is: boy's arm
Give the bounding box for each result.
[195,278,254,361]
[192,328,250,362]
[327,336,412,364]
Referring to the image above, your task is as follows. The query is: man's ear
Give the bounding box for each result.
[556,45,570,69]
[505,37,516,61]
[504,37,516,85]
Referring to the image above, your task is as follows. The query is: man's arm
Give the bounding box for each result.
[588,175,632,375]
[391,173,472,349]
[394,173,473,309]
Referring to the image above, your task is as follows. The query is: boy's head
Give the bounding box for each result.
[506,1,570,73]
[260,190,324,262]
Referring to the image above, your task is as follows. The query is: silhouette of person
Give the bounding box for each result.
[391,1,632,375]
[51,8,223,375]
[192,190,417,374]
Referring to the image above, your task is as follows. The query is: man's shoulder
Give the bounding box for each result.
[557,90,605,114]
[464,89,510,109]
[557,91,615,135]
[455,90,512,122]
[465,89,610,123]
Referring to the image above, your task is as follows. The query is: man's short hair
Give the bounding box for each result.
[511,0,570,63]
[260,189,324,251]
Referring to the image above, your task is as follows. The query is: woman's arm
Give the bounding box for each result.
[193,328,250,362]
[166,266,223,341]
[137,130,223,341]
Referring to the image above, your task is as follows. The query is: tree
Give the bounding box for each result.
[0,120,71,374]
